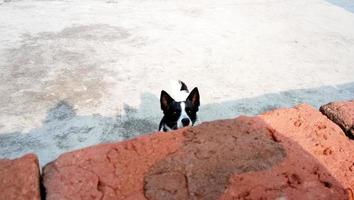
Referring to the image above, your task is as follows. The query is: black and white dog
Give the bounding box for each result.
[159,81,200,132]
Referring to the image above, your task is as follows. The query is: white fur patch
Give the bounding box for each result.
[177,102,191,128]
[160,124,173,132]
[168,80,189,101]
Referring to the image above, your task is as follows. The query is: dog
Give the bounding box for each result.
[159,80,200,132]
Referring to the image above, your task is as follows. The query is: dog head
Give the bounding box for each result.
[160,87,200,131]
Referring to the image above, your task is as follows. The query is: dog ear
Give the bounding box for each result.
[187,87,200,108]
[160,90,174,111]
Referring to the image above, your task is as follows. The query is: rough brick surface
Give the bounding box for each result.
[241,104,354,200]
[261,104,354,192]
[320,100,354,138]
[43,132,185,200]
[145,117,287,200]
[0,154,41,200]
[43,104,354,200]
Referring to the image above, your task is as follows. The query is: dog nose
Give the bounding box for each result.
[181,118,190,127]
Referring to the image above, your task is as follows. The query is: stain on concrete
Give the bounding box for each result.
[0,98,160,165]
[0,24,138,132]
[120,117,157,139]
[38,24,130,41]
[45,101,76,122]
[100,104,158,141]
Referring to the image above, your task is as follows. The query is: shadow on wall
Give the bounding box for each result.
[0,82,353,166]
[326,0,354,13]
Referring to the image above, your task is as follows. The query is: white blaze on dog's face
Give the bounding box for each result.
[177,102,190,128]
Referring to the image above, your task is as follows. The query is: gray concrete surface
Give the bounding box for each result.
[0,0,353,166]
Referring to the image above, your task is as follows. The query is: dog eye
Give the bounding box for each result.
[172,111,177,115]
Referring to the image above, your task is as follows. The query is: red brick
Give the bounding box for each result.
[320,100,354,138]
[0,154,41,200]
